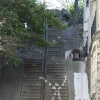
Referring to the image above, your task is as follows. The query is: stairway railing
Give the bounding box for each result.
[40,23,48,100]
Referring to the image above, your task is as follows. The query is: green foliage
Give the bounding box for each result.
[0,0,66,66]
[66,2,74,19]
[66,0,83,21]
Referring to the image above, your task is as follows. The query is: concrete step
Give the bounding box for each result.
[47,70,67,73]
[21,88,41,91]
[48,59,65,61]
[22,82,41,86]
[47,63,66,66]
[21,94,41,98]
[48,56,65,59]
[25,59,42,61]
[24,70,42,73]
[47,67,67,69]
[20,97,40,100]
[48,53,64,56]
[23,73,42,77]
[45,95,68,98]
[20,59,42,100]
[21,85,41,89]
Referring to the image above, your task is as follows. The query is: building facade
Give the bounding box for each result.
[83,0,100,99]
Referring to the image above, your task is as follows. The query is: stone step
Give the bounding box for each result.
[47,70,67,72]
[24,68,42,71]
[45,95,68,98]
[45,85,68,88]
[48,59,66,62]
[48,49,64,51]
[22,82,41,85]
[50,45,63,48]
[48,60,66,63]
[23,73,42,77]
[22,77,41,81]
[45,93,68,97]
[46,74,67,77]
[22,84,41,87]
[48,56,64,59]
[46,70,67,72]
[21,99,40,100]
[47,65,66,67]
[20,97,40,100]
[24,70,42,73]
[21,91,42,94]
[48,53,64,55]
[45,97,68,100]
[24,64,42,67]
[25,59,42,61]
[45,87,68,90]
[48,57,65,59]
[48,52,64,54]
[24,65,42,68]
[45,98,68,100]
[21,88,41,91]
[47,64,66,66]
[46,78,67,81]
[47,67,67,69]
[22,81,41,86]
[21,94,41,98]
[46,77,66,79]
[23,72,42,76]
[48,50,64,52]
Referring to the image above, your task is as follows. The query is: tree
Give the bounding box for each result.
[57,0,83,23]
[66,1,74,19]
[0,0,66,66]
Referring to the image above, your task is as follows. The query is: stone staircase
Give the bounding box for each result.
[44,28,68,100]
[19,28,68,100]
[19,46,44,100]
[20,59,43,100]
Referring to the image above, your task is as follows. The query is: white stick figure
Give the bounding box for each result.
[39,75,67,100]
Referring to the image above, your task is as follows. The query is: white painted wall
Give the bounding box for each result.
[83,0,97,53]
[74,73,89,100]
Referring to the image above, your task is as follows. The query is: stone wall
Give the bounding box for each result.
[86,30,100,99]
[86,54,91,95]
[91,93,96,100]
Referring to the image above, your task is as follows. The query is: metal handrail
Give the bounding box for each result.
[40,48,45,100]
[40,23,48,100]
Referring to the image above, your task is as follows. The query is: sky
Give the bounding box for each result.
[37,0,74,9]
